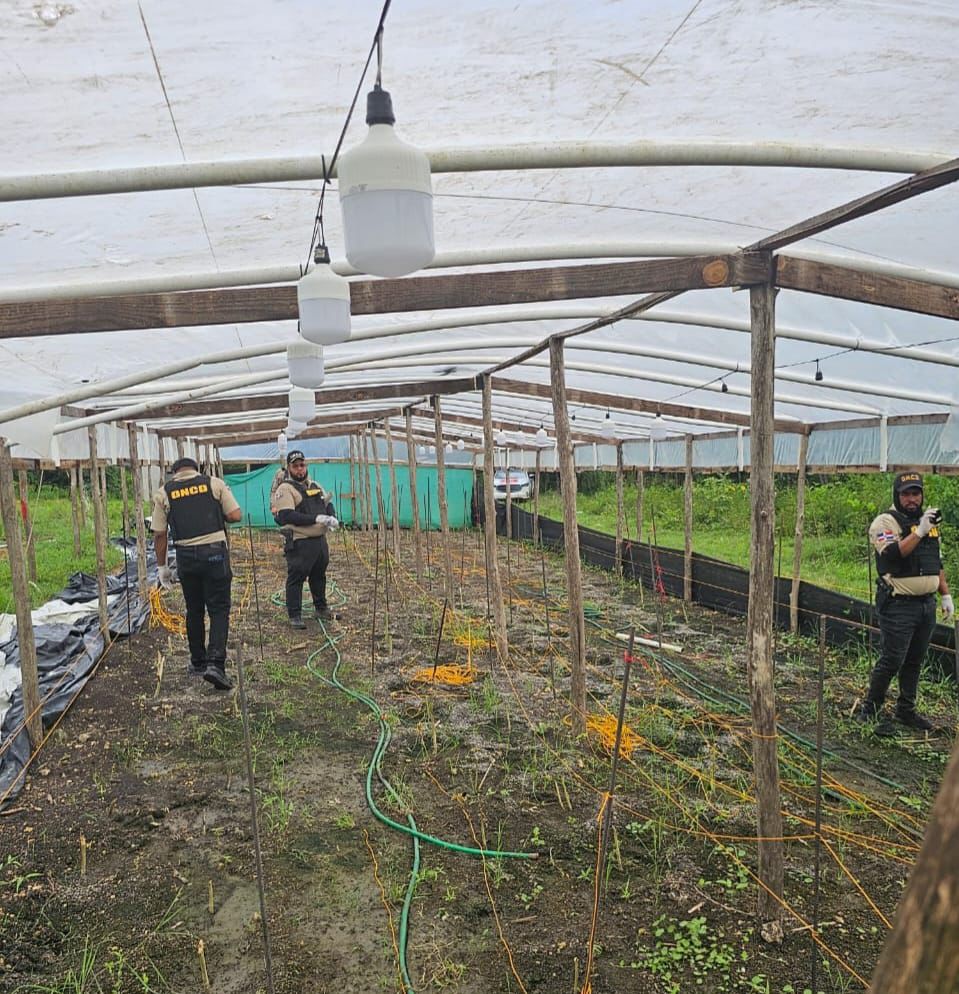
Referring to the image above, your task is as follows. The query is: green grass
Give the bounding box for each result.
[535,471,959,602]
[0,485,134,610]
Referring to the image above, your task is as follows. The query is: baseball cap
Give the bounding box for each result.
[287,450,306,465]
[893,471,923,493]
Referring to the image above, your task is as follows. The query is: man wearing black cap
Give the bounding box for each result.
[152,457,243,689]
[272,451,338,628]
[858,471,954,731]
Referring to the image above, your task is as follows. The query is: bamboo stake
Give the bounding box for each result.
[747,278,784,934]
[432,396,455,604]
[533,445,543,546]
[77,465,87,529]
[790,432,809,633]
[347,435,358,528]
[635,468,644,544]
[404,411,423,580]
[127,425,150,606]
[549,339,586,734]
[87,427,110,638]
[119,459,129,541]
[481,375,508,662]
[0,441,41,747]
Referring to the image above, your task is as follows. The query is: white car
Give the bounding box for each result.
[493,468,532,502]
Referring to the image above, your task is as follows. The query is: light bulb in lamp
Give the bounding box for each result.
[297,244,351,345]
[337,85,434,277]
[456,438,465,451]
[287,341,325,388]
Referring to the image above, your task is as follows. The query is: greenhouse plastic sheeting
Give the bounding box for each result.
[508,506,957,679]
[225,463,475,529]
[0,551,154,809]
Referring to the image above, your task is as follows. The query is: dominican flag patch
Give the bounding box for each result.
[876,530,897,544]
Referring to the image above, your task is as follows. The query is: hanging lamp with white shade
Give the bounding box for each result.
[288,385,315,423]
[337,82,434,278]
[287,341,325,388]
[277,431,289,457]
[535,425,549,446]
[444,441,453,453]
[599,410,618,441]
[649,415,669,442]
[456,438,465,451]
[297,244,352,345]
[494,429,507,446]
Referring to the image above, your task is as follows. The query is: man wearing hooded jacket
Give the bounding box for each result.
[272,450,339,628]
[857,471,954,731]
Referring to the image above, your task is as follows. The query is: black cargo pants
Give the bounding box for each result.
[174,541,233,667]
[284,535,330,618]
[865,584,937,715]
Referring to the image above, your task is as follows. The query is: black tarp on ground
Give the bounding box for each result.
[0,542,154,808]
[505,506,958,679]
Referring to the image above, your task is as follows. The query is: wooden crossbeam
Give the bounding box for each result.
[156,406,406,437]
[776,257,959,321]
[0,255,763,338]
[490,377,805,433]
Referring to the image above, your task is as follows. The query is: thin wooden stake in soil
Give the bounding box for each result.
[548,338,586,734]
[540,541,556,699]
[235,643,277,994]
[17,469,36,582]
[648,505,666,651]
[747,277,785,935]
[405,410,423,580]
[69,465,82,556]
[533,445,542,545]
[615,442,624,579]
[683,434,693,603]
[0,442,41,748]
[384,420,402,565]
[811,615,826,994]
[599,626,636,872]
[197,938,210,992]
[432,395,455,604]
[790,432,809,633]
[87,427,110,639]
[246,517,265,661]
[127,424,149,606]
[481,373,508,661]
[371,526,380,675]
[79,833,87,877]
[431,596,450,680]
[424,478,433,590]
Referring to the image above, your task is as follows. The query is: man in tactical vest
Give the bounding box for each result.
[272,450,339,629]
[152,457,243,689]
[857,471,954,732]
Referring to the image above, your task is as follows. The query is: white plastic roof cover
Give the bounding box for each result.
[1,0,958,446]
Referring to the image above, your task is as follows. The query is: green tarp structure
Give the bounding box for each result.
[224,463,475,529]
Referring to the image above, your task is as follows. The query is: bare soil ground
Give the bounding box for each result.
[0,525,952,993]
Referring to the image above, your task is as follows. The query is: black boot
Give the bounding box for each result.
[290,615,306,630]
[203,662,234,691]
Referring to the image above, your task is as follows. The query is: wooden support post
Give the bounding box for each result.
[636,468,645,544]
[789,432,809,634]
[176,437,185,461]
[747,279,784,934]
[87,427,111,638]
[405,411,423,580]
[364,429,375,533]
[684,435,694,603]
[615,442,625,577]
[157,434,167,483]
[384,421,402,564]
[433,396,455,604]
[869,736,959,994]
[127,424,150,606]
[481,375,509,661]
[549,338,586,735]
[69,465,82,556]
[533,445,543,545]
[0,442,42,748]
[99,462,107,504]
[17,469,37,583]
[505,447,513,540]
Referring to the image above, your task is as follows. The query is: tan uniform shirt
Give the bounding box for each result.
[151,469,240,547]
[273,477,331,540]
[869,510,941,596]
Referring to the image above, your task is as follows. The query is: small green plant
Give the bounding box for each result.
[333,811,356,830]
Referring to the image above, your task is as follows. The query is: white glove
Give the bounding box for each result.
[158,565,174,590]
[916,507,940,538]
[315,514,339,531]
[941,594,955,620]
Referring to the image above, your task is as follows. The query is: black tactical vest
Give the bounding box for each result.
[274,477,329,525]
[875,507,942,578]
[163,475,223,543]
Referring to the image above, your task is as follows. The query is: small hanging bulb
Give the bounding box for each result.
[721,379,729,393]
[297,244,351,345]
[815,359,824,382]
